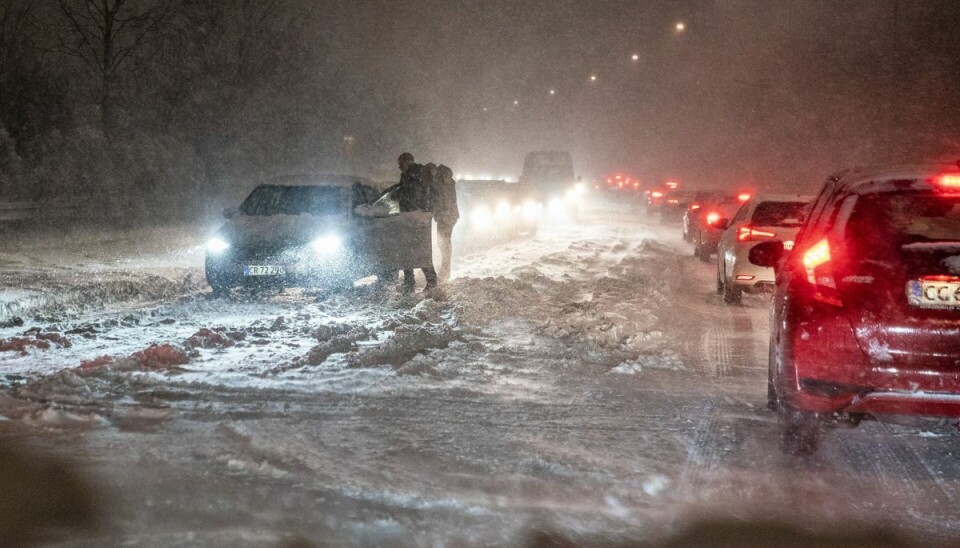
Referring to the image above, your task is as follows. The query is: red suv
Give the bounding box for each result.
[752,165,960,454]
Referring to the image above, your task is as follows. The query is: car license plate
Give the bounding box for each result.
[243,265,286,276]
[907,278,960,309]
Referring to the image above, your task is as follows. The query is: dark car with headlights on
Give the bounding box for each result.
[754,165,960,455]
[205,174,433,294]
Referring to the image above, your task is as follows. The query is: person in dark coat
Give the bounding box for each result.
[396,152,438,291]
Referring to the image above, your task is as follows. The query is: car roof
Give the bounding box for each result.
[261,174,375,189]
[751,193,815,203]
[828,164,959,195]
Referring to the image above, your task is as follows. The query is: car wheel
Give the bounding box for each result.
[778,405,820,455]
[716,261,724,295]
[722,276,742,304]
[697,237,711,263]
[767,345,779,411]
[210,285,230,299]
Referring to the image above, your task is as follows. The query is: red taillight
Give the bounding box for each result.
[737,226,776,242]
[937,174,960,188]
[651,191,663,198]
[690,203,700,210]
[802,238,840,305]
[706,212,720,225]
[738,193,752,202]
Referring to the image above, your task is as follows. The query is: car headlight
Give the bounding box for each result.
[311,234,342,254]
[206,237,230,254]
[471,205,492,229]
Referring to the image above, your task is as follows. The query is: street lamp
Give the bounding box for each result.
[590,74,597,82]
[675,22,686,32]
[549,89,556,95]
[631,53,639,61]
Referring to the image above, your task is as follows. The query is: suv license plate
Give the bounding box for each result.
[244,265,286,276]
[907,278,960,309]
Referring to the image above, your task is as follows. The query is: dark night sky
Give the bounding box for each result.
[307,0,960,192]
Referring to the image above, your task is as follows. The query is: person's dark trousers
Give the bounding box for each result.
[401,269,416,291]
[402,268,437,290]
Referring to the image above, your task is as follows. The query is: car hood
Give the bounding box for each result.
[217,213,350,248]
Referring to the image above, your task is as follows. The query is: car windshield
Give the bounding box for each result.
[751,201,807,227]
[240,185,345,216]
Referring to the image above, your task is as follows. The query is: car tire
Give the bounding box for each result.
[716,261,724,295]
[778,405,820,456]
[697,237,712,263]
[210,285,230,299]
[767,343,779,411]
[722,276,742,304]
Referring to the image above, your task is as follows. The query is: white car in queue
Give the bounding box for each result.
[713,194,814,304]
[204,174,433,295]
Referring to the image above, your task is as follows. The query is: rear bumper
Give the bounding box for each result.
[786,311,960,417]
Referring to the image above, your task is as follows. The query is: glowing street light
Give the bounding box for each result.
[631,53,639,61]
[549,89,556,95]
[675,21,686,32]
[590,74,597,82]
[513,99,519,106]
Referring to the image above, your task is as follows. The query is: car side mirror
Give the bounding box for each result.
[749,240,785,270]
[223,206,239,219]
[709,217,730,230]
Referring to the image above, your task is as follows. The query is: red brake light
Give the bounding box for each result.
[738,193,752,202]
[937,174,960,188]
[737,226,776,242]
[801,238,841,306]
[690,203,700,210]
[651,191,663,198]
[706,212,720,225]
[802,238,831,284]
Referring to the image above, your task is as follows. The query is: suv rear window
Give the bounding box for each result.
[844,191,960,262]
[751,201,806,227]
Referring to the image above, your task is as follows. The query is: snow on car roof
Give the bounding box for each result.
[752,193,815,203]
[831,164,960,195]
[262,174,375,189]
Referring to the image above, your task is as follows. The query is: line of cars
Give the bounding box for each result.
[676,165,960,455]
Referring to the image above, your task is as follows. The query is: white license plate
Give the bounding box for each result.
[907,278,960,309]
[243,265,286,276]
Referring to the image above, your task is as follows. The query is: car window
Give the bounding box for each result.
[842,191,960,264]
[751,201,807,227]
[371,186,402,215]
[240,185,346,216]
[730,203,751,224]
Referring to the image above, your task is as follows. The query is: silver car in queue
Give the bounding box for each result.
[714,193,814,304]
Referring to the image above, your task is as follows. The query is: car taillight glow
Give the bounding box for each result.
[738,193,752,202]
[690,203,700,210]
[737,226,776,242]
[802,238,831,284]
[651,191,663,198]
[706,212,720,225]
[937,174,960,187]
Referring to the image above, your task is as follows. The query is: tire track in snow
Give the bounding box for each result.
[835,423,958,536]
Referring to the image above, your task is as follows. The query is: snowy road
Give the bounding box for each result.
[3,199,960,546]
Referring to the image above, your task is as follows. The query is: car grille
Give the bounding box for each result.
[232,243,303,263]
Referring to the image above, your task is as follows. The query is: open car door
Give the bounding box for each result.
[351,187,434,272]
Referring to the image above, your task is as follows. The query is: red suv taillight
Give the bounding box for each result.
[737,226,776,242]
[801,238,841,306]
